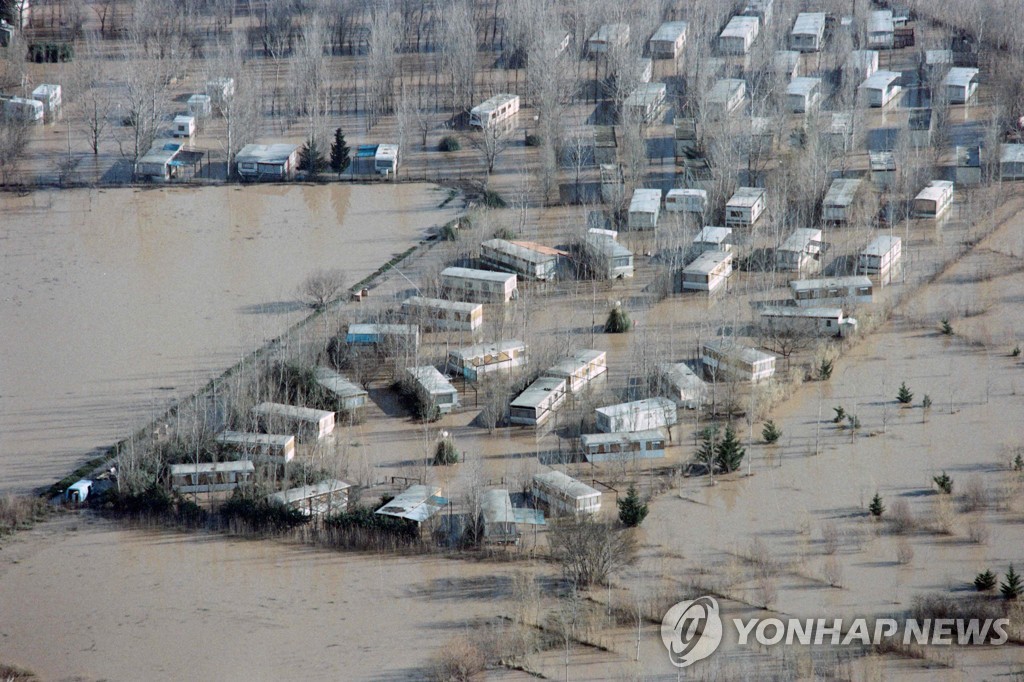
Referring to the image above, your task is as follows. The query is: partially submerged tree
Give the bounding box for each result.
[299,136,327,175]
[715,424,745,473]
[548,516,637,588]
[297,268,347,310]
[869,492,885,518]
[329,127,351,177]
[1001,565,1023,600]
[617,485,648,527]
[897,382,914,405]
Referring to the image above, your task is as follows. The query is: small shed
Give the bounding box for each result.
[775,228,823,274]
[787,77,822,113]
[790,12,826,52]
[999,144,1024,180]
[908,108,934,147]
[509,376,567,426]
[658,362,708,409]
[912,181,954,218]
[172,114,196,138]
[215,431,296,464]
[267,479,351,517]
[846,50,879,82]
[701,340,776,383]
[587,23,630,55]
[235,143,300,180]
[440,267,517,303]
[955,146,982,186]
[867,10,894,49]
[532,471,601,516]
[649,21,688,59]
[135,141,183,181]
[725,186,766,227]
[822,178,864,223]
[693,226,733,253]
[943,67,979,104]
[790,276,873,306]
[860,70,902,107]
[313,367,369,412]
[679,250,733,294]
[821,112,855,152]
[251,402,336,441]
[480,490,519,544]
[375,485,446,524]
[543,349,608,393]
[595,397,678,433]
[205,77,235,106]
[446,340,527,381]
[169,461,255,494]
[666,188,707,214]
[345,323,420,351]
[401,296,482,332]
[404,366,460,416]
[719,15,760,55]
[480,239,561,280]
[622,83,666,123]
[66,479,92,503]
[594,125,618,165]
[583,231,634,278]
[858,235,902,283]
[469,93,519,129]
[760,306,856,337]
[674,117,698,158]
[628,188,662,230]
[2,96,43,123]
[31,84,61,120]
[581,430,666,463]
[869,151,897,188]
[187,94,212,118]
[706,78,747,119]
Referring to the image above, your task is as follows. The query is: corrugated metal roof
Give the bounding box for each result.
[267,479,351,506]
[721,15,759,39]
[702,340,775,365]
[252,402,334,422]
[441,266,516,283]
[449,339,526,362]
[314,367,367,400]
[823,178,862,206]
[581,429,665,447]
[215,431,295,448]
[406,366,458,397]
[727,186,765,207]
[651,21,688,43]
[790,276,872,292]
[684,250,732,274]
[480,489,515,524]
[596,397,677,419]
[630,188,661,213]
[862,235,901,257]
[169,460,255,475]
[510,377,566,409]
[779,228,822,253]
[694,226,732,244]
[533,470,601,500]
[792,12,825,35]
[375,485,446,522]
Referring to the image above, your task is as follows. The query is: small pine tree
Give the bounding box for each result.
[762,420,782,444]
[1012,344,1021,358]
[974,569,998,592]
[869,492,885,518]
[1014,453,1024,472]
[617,485,649,527]
[298,136,327,174]
[818,358,834,380]
[922,394,932,409]
[329,127,351,176]
[1000,564,1023,600]
[715,424,746,473]
[940,317,953,335]
[897,382,914,404]
[604,304,632,333]
[694,426,718,473]
[433,437,458,465]
[933,471,953,494]
[832,406,846,423]
[846,413,861,430]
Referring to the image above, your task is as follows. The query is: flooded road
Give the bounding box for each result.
[0,183,456,494]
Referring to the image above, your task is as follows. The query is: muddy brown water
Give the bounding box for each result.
[0,183,457,494]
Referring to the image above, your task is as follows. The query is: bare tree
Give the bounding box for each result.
[466,122,512,176]
[438,0,477,117]
[366,4,402,130]
[297,268,348,310]
[548,516,637,588]
[0,119,31,183]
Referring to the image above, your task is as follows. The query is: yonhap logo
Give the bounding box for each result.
[660,596,723,668]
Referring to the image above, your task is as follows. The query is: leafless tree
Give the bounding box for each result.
[298,268,348,310]
[548,516,637,588]
[438,0,477,117]
[0,120,31,183]
[366,4,402,130]
[466,122,512,176]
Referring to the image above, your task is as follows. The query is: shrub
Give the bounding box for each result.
[897,382,914,404]
[429,636,485,682]
[493,227,515,240]
[974,569,998,592]
[0,495,49,536]
[220,497,308,533]
[846,413,861,430]
[960,476,989,512]
[438,135,461,152]
[604,305,632,333]
[104,484,173,517]
[832,406,846,423]
[869,492,885,518]
[617,485,648,527]
[922,394,932,410]
[940,317,953,335]
[896,539,915,565]
[762,419,782,444]
[933,471,953,494]
[434,437,459,465]
[1013,344,1021,358]
[966,518,990,544]
[524,133,542,147]
[822,556,843,587]
[888,499,915,534]
[1001,565,1023,600]
[481,188,507,208]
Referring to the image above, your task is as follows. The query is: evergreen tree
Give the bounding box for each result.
[715,424,745,473]
[298,136,327,174]
[329,127,351,176]
[433,437,458,465]
[940,317,953,335]
[869,492,885,517]
[617,485,648,527]
[933,471,953,494]
[1001,564,1023,600]
[897,382,914,404]
[604,304,631,333]
[694,426,718,473]
[818,358,834,380]
[832,406,846,423]
[762,419,782,444]
[974,569,997,592]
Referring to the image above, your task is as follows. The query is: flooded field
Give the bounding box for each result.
[0,183,458,494]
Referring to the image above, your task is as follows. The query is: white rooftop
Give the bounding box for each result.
[441,266,517,283]
[511,377,566,409]
[862,235,901,256]
[824,178,863,206]
[533,470,600,500]
[403,296,480,314]
[597,397,677,418]
[861,70,901,90]
[481,239,559,265]
[694,226,732,244]
[915,180,954,202]
[721,15,759,39]
[727,186,766,207]
[406,365,458,396]
[787,76,821,97]
[760,306,843,319]
[215,431,295,448]
[779,228,821,253]
[1000,143,1024,164]
[449,339,526,360]
[702,340,775,365]
[629,188,661,214]
[236,143,299,165]
[684,250,732,274]
[868,10,894,33]
[314,367,368,400]
[708,78,746,103]
[792,12,826,35]
[471,93,518,114]
[790,275,872,292]
[251,402,334,421]
[651,21,688,43]
[546,350,606,378]
[267,479,351,507]
[943,67,979,88]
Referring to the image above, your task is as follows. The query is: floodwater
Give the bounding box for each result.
[0,183,456,494]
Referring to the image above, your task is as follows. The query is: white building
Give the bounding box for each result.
[447,340,527,381]
[787,76,822,113]
[706,78,747,119]
[583,230,634,278]
[679,250,733,294]
[543,349,608,394]
[509,377,567,426]
[725,186,766,227]
[999,144,1024,180]
[822,177,863,223]
[172,114,196,138]
[943,67,979,104]
[587,23,630,55]
[665,188,707,214]
[2,96,43,123]
[701,340,776,383]
[252,402,336,441]
[860,70,902,107]
[376,485,445,524]
[404,366,459,415]
[480,239,560,280]
[187,94,212,118]
[580,430,666,463]
[401,296,483,332]
[532,471,601,515]
[649,21,688,59]
[776,228,823,274]
[867,10,895,49]
[235,143,300,180]
[658,362,708,409]
[790,276,873,307]
[595,397,678,433]
[440,267,517,303]
[760,306,857,337]
[634,57,654,84]
[858,235,902,284]
[354,143,400,176]
[719,15,760,55]
[469,93,520,129]
[134,141,182,182]
[169,461,255,494]
[628,188,662,230]
[912,180,954,218]
[313,367,368,412]
[31,84,61,120]
[790,12,826,52]
[480,489,519,544]
[215,431,296,464]
[693,226,733,253]
[267,479,351,517]
[623,83,666,123]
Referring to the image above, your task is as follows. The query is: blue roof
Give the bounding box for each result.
[356,144,378,158]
